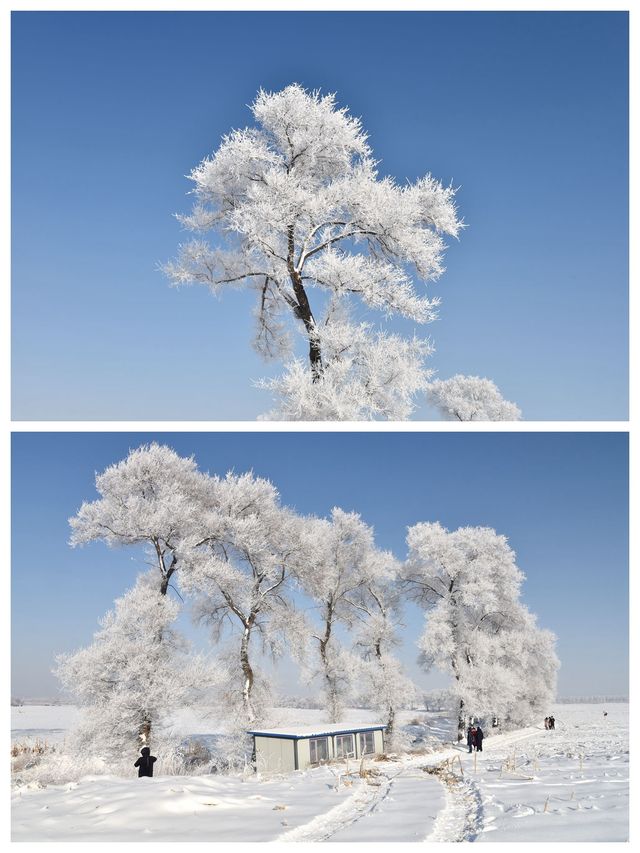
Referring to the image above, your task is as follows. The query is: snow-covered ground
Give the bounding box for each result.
[472,705,629,842]
[11,703,628,842]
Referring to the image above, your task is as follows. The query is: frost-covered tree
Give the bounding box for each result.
[449,605,558,728]
[55,572,212,773]
[351,566,418,749]
[426,375,522,421]
[165,84,462,420]
[403,522,543,739]
[178,472,307,725]
[69,443,205,595]
[501,616,559,725]
[297,508,390,722]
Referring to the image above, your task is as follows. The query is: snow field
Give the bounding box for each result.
[10,704,80,745]
[472,704,629,842]
[11,703,628,842]
[12,767,359,842]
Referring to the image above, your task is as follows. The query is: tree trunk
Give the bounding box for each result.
[375,641,395,746]
[318,608,340,722]
[240,624,255,724]
[291,272,323,381]
[157,550,177,596]
[146,545,175,754]
[319,639,340,722]
[457,698,466,742]
[386,704,395,746]
[451,656,465,741]
[287,225,323,381]
[450,613,466,741]
[139,717,151,747]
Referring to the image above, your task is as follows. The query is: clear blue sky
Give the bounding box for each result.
[12,432,628,699]
[11,11,628,420]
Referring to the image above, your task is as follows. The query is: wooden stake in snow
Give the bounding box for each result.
[544,796,550,813]
[359,752,367,778]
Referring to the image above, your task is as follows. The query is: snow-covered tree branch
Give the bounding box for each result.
[296,508,398,722]
[350,558,418,748]
[257,318,433,420]
[178,472,308,725]
[69,443,206,595]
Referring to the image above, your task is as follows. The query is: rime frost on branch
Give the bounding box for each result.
[257,320,433,421]
[293,507,418,728]
[69,443,206,595]
[350,557,418,746]
[178,473,309,725]
[426,374,522,421]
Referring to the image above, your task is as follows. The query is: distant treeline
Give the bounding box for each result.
[272,695,323,709]
[557,695,628,704]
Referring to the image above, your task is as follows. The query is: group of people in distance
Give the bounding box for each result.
[466,714,557,756]
[466,724,484,753]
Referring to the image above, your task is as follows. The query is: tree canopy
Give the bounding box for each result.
[166,84,466,420]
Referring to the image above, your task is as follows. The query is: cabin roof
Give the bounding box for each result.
[248,723,385,740]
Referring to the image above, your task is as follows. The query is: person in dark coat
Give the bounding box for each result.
[548,715,555,730]
[475,725,484,752]
[134,746,157,778]
[466,726,476,753]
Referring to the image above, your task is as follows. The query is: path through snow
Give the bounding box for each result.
[279,727,540,842]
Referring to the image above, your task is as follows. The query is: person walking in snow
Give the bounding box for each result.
[548,715,555,730]
[544,716,549,729]
[466,725,476,753]
[475,725,484,752]
[134,746,157,778]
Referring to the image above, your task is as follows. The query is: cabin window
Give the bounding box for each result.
[309,737,329,764]
[359,731,376,754]
[335,733,354,758]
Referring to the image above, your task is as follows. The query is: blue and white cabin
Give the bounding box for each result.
[248,723,385,773]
